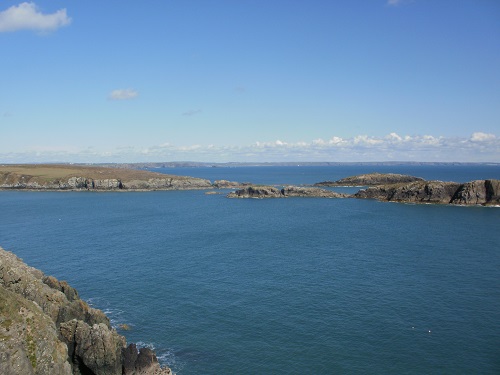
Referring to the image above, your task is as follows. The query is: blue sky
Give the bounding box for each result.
[1,0,499,163]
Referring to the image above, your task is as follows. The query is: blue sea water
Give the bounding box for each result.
[0,166,499,374]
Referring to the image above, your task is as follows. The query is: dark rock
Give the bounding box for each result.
[122,344,172,375]
[59,319,125,375]
[354,179,500,205]
[227,185,346,198]
[450,179,500,205]
[228,186,283,198]
[213,180,251,188]
[0,247,172,375]
[315,172,425,187]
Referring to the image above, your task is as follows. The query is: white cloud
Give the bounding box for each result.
[387,0,402,6]
[386,132,402,142]
[1,133,499,163]
[470,132,496,142]
[108,89,138,100]
[0,2,71,33]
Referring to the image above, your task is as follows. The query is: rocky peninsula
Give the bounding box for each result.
[354,178,500,206]
[0,164,212,191]
[0,247,171,375]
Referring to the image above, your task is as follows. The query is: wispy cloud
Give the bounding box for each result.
[108,89,138,101]
[182,109,202,116]
[1,133,498,163]
[0,2,71,33]
[387,0,402,5]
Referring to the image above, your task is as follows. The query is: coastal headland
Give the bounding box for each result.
[0,246,171,375]
[0,164,212,191]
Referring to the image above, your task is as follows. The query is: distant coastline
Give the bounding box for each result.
[94,161,500,169]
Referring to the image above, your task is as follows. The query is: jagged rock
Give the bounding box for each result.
[354,179,500,205]
[228,186,283,198]
[43,276,79,302]
[227,185,346,198]
[122,344,172,375]
[60,320,125,375]
[0,247,172,375]
[0,287,72,375]
[315,172,425,187]
[450,179,500,205]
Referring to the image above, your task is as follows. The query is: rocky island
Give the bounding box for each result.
[227,174,500,206]
[314,172,425,186]
[227,185,347,199]
[0,247,171,375]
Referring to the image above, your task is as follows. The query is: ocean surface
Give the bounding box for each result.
[1,165,499,374]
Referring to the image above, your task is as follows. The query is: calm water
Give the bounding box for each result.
[0,166,499,374]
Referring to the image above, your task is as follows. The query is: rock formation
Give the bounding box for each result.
[354,179,500,206]
[212,180,252,189]
[227,185,347,199]
[0,165,212,191]
[314,172,425,186]
[0,247,171,375]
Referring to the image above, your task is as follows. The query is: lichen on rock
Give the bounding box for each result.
[0,247,172,375]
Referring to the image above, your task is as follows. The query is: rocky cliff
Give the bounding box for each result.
[0,165,212,191]
[0,247,171,375]
[314,172,425,187]
[354,179,500,206]
[227,185,347,199]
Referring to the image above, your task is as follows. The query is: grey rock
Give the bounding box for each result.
[0,247,173,375]
[59,320,125,375]
[227,185,346,198]
[123,344,172,375]
[315,172,425,187]
[213,180,251,188]
[450,179,500,205]
[354,179,500,205]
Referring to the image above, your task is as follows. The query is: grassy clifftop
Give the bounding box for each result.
[0,164,213,190]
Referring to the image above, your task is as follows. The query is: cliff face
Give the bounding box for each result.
[314,172,425,187]
[0,247,171,375]
[0,165,212,191]
[354,179,500,206]
[227,185,347,199]
[0,172,212,191]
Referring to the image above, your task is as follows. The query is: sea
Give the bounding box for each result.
[0,165,499,374]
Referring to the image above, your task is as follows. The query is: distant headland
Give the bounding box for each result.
[0,164,499,206]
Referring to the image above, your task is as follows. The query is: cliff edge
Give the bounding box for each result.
[354,179,500,206]
[0,247,171,375]
[0,164,211,191]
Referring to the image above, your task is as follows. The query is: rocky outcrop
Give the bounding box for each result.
[227,185,347,199]
[122,343,170,375]
[354,179,500,206]
[450,179,500,205]
[0,165,212,191]
[213,180,252,189]
[0,173,212,191]
[315,172,425,187]
[0,247,171,375]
